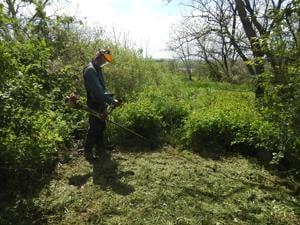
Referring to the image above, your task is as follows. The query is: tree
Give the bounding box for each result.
[168,22,194,80]
[257,0,300,160]
[0,0,51,40]
[168,0,245,81]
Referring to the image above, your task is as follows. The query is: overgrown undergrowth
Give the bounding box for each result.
[109,77,290,164]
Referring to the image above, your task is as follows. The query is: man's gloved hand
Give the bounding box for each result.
[112,99,121,108]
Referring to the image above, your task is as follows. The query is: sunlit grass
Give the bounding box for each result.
[29,147,300,225]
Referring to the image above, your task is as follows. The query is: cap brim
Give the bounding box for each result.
[103,53,113,62]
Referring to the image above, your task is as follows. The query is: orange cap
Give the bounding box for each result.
[103,52,113,62]
[98,49,112,63]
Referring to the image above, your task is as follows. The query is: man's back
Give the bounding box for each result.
[83,62,113,112]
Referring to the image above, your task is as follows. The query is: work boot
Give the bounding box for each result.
[101,151,111,159]
[96,147,110,159]
[84,150,96,163]
[84,136,96,162]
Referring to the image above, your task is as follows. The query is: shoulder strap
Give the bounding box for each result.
[82,63,90,75]
[98,70,106,90]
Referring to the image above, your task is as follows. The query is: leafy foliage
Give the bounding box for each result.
[256,0,300,161]
[0,0,166,189]
[109,82,189,147]
[109,76,286,163]
[182,92,281,156]
[111,101,163,147]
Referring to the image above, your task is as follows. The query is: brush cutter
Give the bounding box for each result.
[65,93,152,145]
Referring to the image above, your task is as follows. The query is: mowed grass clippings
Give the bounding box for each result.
[34,147,299,225]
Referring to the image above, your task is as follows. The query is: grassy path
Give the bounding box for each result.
[29,147,299,225]
[2,147,299,225]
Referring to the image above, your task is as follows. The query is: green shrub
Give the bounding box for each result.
[139,87,189,130]
[182,92,281,156]
[110,101,163,148]
[103,47,162,99]
[108,83,190,148]
[0,110,70,169]
[0,37,84,188]
[257,70,300,160]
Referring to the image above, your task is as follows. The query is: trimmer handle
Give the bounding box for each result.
[65,93,80,108]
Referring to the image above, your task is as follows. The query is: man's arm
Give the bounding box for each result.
[84,67,114,105]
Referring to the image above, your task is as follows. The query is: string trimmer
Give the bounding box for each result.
[65,94,152,145]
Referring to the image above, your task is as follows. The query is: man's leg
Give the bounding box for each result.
[95,120,107,157]
[84,114,98,160]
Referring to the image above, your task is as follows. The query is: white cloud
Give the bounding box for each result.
[50,0,182,58]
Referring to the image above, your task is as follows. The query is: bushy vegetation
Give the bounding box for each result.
[0,1,163,192]
[0,39,70,170]
[109,77,287,164]
[109,81,189,147]
[111,100,164,147]
[182,92,279,153]
[257,69,300,161]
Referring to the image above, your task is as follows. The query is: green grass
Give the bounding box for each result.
[4,147,298,225]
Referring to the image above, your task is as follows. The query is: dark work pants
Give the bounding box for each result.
[84,114,106,156]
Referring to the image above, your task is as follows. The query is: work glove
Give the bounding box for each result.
[111,99,121,108]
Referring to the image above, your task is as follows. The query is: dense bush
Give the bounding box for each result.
[110,101,163,147]
[0,1,165,188]
[92,46,163,100]
[252,0,300,161]
[257,71,300,161]
[138,86,189,130]
[108,80,190,148]
[110,78,286,163]
[0,111,69,168]
[182,92,281,157]
[0,39,74,173]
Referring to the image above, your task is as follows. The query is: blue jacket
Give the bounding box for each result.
[83,62,114,111]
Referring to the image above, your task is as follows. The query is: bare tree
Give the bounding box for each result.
[168,0,297,94]
[169,0,242,81]
[168,22,194,80]
[107,26,136,49]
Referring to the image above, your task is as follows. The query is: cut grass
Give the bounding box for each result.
[2,147,300,225]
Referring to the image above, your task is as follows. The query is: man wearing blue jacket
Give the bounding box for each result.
[83,49,120,161]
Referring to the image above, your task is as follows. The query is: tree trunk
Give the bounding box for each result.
[235,0,266,97]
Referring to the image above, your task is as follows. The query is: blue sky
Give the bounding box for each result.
[52,0,184,58]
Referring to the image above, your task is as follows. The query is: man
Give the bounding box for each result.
[83,49,120,161]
